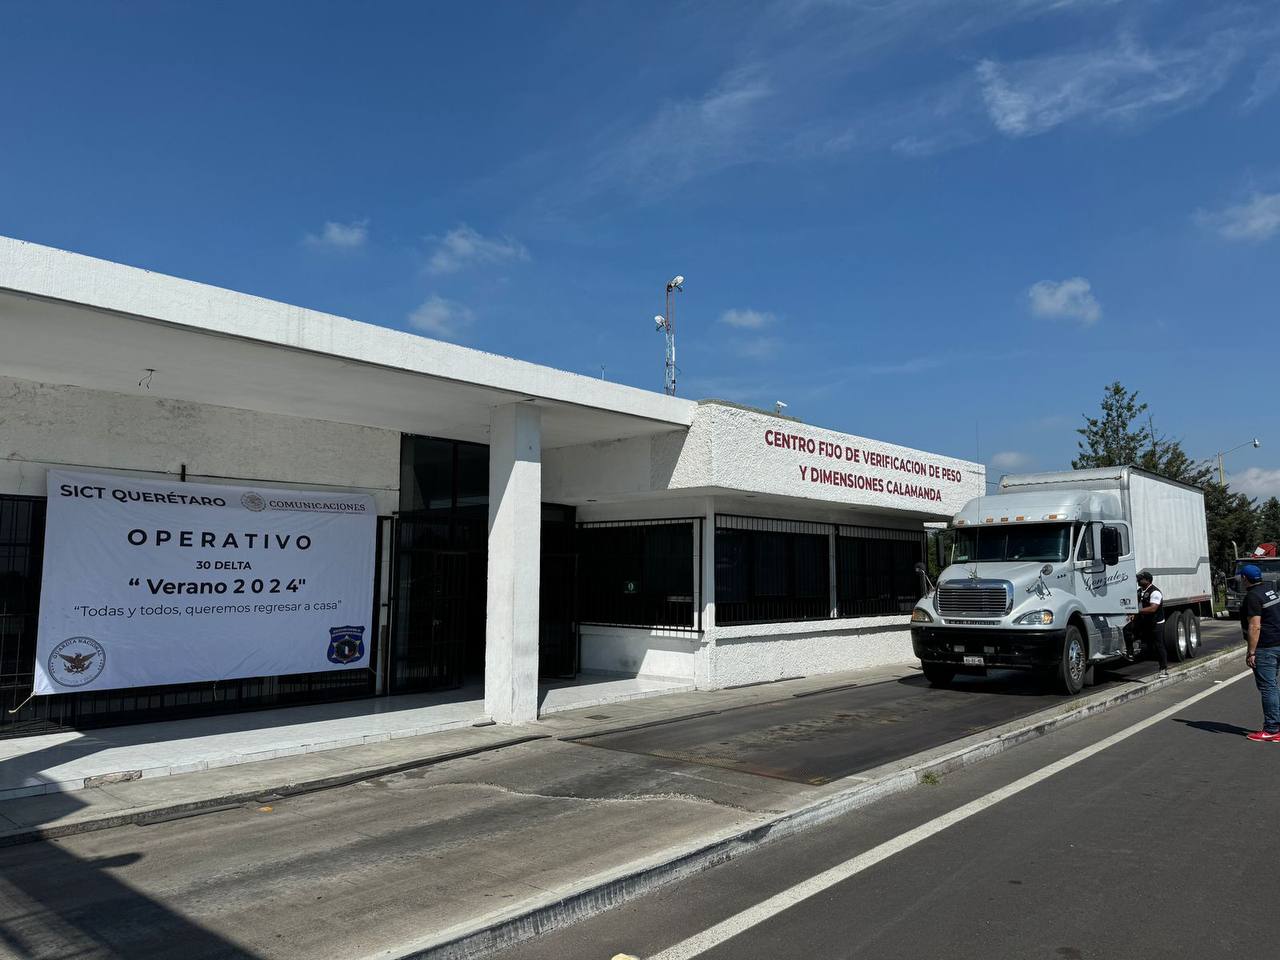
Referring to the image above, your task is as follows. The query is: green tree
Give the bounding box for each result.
[1073,382,1152,470]
[1204,482,1259,574]
[1257,496,1280,547]
[1074,382,1211,485]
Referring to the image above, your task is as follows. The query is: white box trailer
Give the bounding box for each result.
[911,467,1212,694]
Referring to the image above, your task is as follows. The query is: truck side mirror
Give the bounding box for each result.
[1101,527,1121,567]
[914,561,932,597]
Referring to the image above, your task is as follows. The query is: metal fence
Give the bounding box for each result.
[577,518,702,632]
[836,524,927,618]
[715,515,831,625]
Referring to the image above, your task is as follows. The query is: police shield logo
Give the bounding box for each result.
[327,626,366,665]
[48,637,107,687]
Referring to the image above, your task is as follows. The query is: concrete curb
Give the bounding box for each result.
[384,643,1246,960]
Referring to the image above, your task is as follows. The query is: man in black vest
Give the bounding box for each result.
[1240,563,1280,742]
[1134,570,1168,678]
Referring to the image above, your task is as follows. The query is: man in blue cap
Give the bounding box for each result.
[1240,563,1280,742]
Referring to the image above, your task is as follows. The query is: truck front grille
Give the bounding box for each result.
[937,582,1012,617]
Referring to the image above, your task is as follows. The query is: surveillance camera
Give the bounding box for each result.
[667,275,685,291]
[654,315,666,329]
[775,401,788,409]
[1254,439,1262,448]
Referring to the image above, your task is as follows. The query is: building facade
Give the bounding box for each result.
[0,237,983,736]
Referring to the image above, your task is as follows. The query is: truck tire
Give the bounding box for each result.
[1165,614,1188,663]
[922,663,956,687]
[1056,625,1087,695]
[1184,610,1200,658]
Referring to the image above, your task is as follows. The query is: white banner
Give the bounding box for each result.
[34,470,377,694]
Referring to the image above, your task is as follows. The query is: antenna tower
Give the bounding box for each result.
[658,275,683,396]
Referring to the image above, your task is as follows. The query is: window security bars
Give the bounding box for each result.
[576,518,702,632]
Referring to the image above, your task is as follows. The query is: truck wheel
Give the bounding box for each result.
[1165,615,1188,663]
[922,663,956,687]
[1056,626,1087,695]
[1183,610,1200,659]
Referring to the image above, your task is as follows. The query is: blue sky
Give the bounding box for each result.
[3,0,1279,496]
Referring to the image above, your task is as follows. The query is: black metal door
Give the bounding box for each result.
[428,550,469,688]
[0,496,47,735]
[539,552,579,679]
[391,518,476,693]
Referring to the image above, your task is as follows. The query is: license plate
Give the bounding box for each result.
[963,655,985,666]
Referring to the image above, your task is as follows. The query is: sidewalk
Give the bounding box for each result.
[0,663,914,843]
[0,674,693,801]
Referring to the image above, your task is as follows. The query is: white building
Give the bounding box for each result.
[0,236,983,736]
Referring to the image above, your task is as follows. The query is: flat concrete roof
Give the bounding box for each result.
[0,236,695,449]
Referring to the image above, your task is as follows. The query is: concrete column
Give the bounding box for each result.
[485,402,542,724]
[828,527,839,619]
[701,496,717,632]
[698,496,717,690]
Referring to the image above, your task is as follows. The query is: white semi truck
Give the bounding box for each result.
[911,467,1213,694]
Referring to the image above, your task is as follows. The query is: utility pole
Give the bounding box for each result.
[1215,438,1261,486]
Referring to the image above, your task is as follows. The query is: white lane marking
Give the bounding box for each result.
[649,670,1252,960]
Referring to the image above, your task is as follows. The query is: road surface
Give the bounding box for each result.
[496,647,1266,959]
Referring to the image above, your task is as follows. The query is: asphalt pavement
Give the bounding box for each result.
[493,650,1266,960]
[577,625,1233,785]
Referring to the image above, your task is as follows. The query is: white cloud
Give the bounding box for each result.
[856,356,946,376]
[586,67,774,194]
[1232,467,1280,500]
[1243,54,1280,111]
[977,32,1242,138]
[1028,277,1102,325]
[991,451,1033,470]
[305,219,368,249]
[719,308,775,329]
[735,336,782,359]
[407,295,474,338]
[427,225,529,275]
[1196,191,1280,242]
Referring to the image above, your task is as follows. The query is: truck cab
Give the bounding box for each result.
[1225,556,1280,617]
[911,489,1137,694]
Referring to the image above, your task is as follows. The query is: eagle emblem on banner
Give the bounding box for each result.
[327,626,366,665]
[48,637,107,687]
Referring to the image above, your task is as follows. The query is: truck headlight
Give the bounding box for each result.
[1015,610,1054,625]
[911,608,934,624]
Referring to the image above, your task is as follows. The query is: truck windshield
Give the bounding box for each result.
[953,524,1071,563]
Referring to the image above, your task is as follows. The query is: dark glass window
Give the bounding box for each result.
[578,520,699,631]
[715,517,830,625]
[836,526,926,618]
[399,435,490,550]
